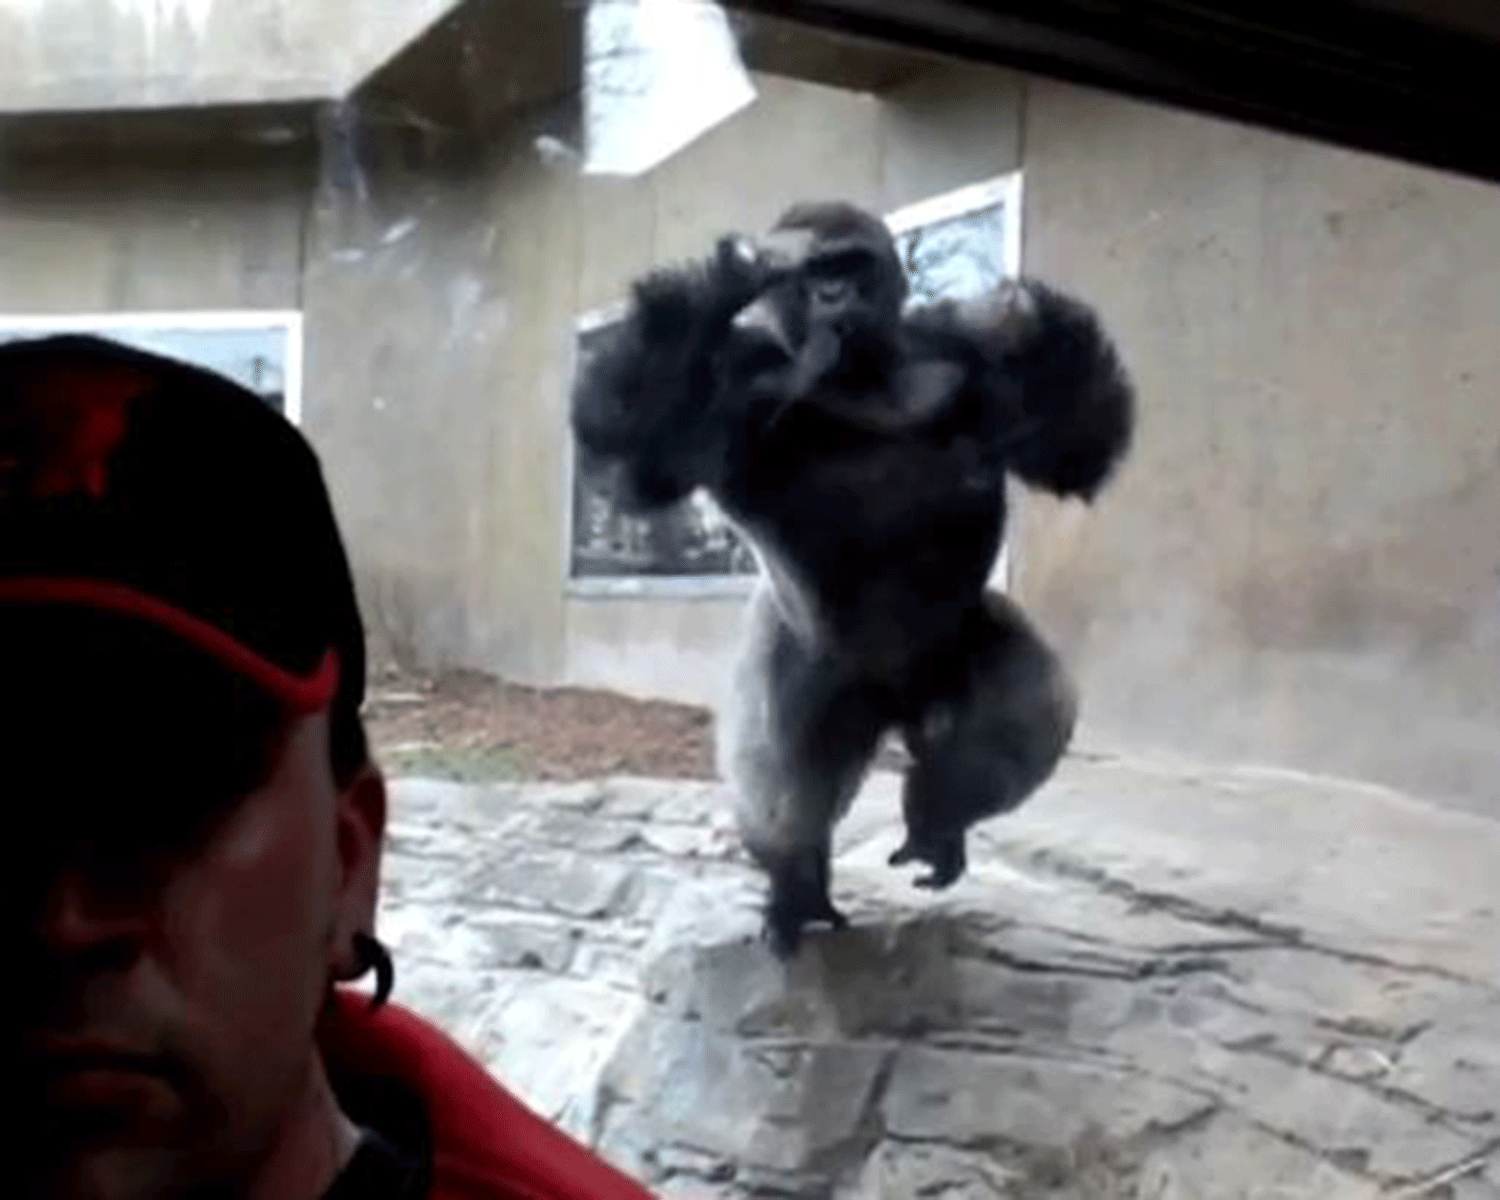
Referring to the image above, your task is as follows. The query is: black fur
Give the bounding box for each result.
[570,199,1135,958]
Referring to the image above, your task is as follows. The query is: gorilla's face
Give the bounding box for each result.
[801,237,903,337]
[726,202,912,407]
[745,203,908,362]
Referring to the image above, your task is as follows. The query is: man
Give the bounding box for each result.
[3,333,656,1200]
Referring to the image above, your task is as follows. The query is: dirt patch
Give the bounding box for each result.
[363,666,717,783]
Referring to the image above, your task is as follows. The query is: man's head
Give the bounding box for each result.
[1,336,386,1200]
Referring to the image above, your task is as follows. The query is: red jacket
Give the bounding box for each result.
[320,988,657,1200]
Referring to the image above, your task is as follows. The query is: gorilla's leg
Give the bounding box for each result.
[890,590,1079,890]
[719,580,889,958]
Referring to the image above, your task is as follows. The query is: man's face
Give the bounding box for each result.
[9,622,373,1200]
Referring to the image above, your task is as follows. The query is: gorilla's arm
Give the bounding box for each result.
[907,279,1137,502]
[758,274,1134,505]
[570,237,785,512]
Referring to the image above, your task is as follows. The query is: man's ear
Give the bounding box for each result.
[327,765,387,984]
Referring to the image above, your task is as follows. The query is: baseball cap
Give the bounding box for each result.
[0,333,366,729]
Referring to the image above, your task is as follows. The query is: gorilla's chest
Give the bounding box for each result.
[719,413,1005,652]
[732,418,999,549]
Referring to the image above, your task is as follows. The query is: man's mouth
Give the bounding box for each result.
[31,1062,172,1120]
[35,1051,159,1073]
[21,1038,172,1103]
[23,1034,159,1065]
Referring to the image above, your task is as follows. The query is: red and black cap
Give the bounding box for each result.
[0,333,365,723]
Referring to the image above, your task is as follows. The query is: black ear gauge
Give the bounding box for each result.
[351,931,394,1009]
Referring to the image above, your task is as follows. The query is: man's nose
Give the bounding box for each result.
[34,862,151,959]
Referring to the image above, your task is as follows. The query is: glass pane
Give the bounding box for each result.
[11,7,1500,1200]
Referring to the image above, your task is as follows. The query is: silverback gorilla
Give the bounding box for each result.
[571,201,1135,958]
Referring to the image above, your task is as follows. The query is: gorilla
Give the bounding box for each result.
[571,200,1135,958]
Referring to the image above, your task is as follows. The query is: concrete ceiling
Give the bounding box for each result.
[0,0,949,164]
[0,0,464,114]
[6,0,1498,188]
[725,0,1500,186]
[350,0,948,126]
[732,10,940,92]
[346,0,953,164]
[1360,0,1500,42]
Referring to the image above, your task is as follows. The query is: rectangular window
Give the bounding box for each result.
[0,310,305,424]
[566,302,759,597]
[886,172,1024,305]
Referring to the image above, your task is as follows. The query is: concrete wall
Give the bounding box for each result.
[0,20,1027,710]
[1016,80,1500,813]
[0,0,457,111]
[5,39,1496,813]
[0,122,309,312]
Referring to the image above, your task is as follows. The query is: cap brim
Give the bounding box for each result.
[0,576,338,713]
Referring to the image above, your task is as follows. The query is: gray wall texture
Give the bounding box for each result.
[0,29,1495,814]
[1017,79,1500,814]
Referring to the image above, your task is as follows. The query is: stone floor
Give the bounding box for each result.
[374,752,1500,1198]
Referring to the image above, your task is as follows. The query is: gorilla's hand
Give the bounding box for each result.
[753,226,816,275]
[964,276,1136,502]
[710,233,800,319]
[958,277,1041,350]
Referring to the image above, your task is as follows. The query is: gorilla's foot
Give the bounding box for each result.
[762,850,849,960]
[762,902,848,961]
[889,829,967,891]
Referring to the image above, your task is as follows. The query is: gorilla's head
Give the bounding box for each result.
[748,201,909,371]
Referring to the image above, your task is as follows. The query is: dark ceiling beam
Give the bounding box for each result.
[724,0,1500,186]
[733,12,939,92]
